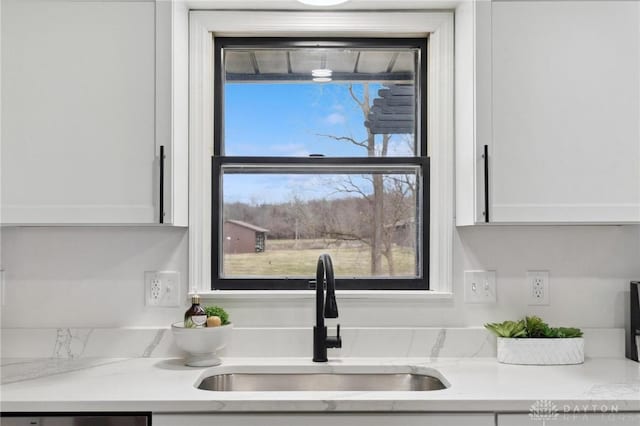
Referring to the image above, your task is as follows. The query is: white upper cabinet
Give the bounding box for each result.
[457,0,640,224]
[1,0,187,225]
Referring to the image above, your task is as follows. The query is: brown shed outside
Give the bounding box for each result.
[224,220,269,254]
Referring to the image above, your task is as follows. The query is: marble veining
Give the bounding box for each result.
[429,329,447,361]
[468,331,494,358]
[0,357,127,385]
[404,329,416,357]
[53,328,92,359]
[142,329,166,358]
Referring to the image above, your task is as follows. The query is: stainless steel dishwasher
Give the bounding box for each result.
[0,414,150,426]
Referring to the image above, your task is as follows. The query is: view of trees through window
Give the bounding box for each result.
[222,169,419,278]
[216,42,425,284]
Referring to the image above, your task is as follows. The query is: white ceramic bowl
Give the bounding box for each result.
[171,322,233,367]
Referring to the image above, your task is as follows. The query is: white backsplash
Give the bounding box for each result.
[2,226,639,330]
[0,327,625,360]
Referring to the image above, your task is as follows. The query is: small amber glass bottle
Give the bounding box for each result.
[184,295,207,328]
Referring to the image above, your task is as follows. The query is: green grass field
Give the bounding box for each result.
[223,239,416,277]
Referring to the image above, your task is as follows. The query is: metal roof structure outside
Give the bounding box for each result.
[224,47,416,82]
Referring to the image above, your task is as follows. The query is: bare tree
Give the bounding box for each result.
[319,83,409,276]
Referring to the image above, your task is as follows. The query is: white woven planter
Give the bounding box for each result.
[497,337,584,365]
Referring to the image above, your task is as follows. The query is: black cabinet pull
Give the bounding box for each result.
[159,145,165,224]
[483,144,489,223]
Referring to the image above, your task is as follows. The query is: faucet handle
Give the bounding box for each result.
[326,324,342,349]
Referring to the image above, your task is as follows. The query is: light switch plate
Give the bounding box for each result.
[145,271,181,307]
[464,270,497,303]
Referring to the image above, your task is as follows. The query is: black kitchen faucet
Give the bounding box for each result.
[311,254,341,362]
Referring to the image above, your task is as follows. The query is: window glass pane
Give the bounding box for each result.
[221,169,421,279]
[223,46,419,157]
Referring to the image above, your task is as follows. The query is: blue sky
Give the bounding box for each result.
[225,82,376,157]
[223,82,413,204]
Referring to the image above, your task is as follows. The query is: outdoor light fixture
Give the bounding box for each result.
[297,0,350,6]
[312,68,333,82]
[311,69,332,78]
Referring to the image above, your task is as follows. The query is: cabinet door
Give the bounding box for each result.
[490,1,640,223]
[1,0,157,224]
[498,413,640,426]
[154,413,495,426]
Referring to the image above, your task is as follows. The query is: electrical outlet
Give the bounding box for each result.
[150,278,161,300]
[464,270,497,303]
[527,270,550,305]
[145,271,181,307]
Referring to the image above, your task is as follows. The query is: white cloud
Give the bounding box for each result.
[325,112,346,125]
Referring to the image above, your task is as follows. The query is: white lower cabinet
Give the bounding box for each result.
[154,413,494,426]
[498,413,640,426]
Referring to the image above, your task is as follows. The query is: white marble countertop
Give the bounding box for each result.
[1,357,639,413]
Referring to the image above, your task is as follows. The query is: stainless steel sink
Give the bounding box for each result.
[197,373,447,392]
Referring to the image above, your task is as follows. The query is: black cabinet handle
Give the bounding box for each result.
[159,145,165,224]
[483,144,489,223]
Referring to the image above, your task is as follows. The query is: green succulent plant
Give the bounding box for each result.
[551,327,583,338]
[524,316,551,338]
[484,320,527,338]
[484,316,582,338]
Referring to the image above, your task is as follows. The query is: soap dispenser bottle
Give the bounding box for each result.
[184,295,207,328]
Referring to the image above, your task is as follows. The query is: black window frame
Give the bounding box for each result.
[212,37,429,291]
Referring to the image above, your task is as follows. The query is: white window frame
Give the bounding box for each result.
[189,10,454,299]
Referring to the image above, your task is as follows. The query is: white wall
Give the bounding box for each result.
[0,0,638,332]
[0,227,188,328]
[1,225,638,329]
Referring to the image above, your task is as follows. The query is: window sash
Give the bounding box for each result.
[212,37,429,291]
[211,157,429,290]
[214,37,428,158]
